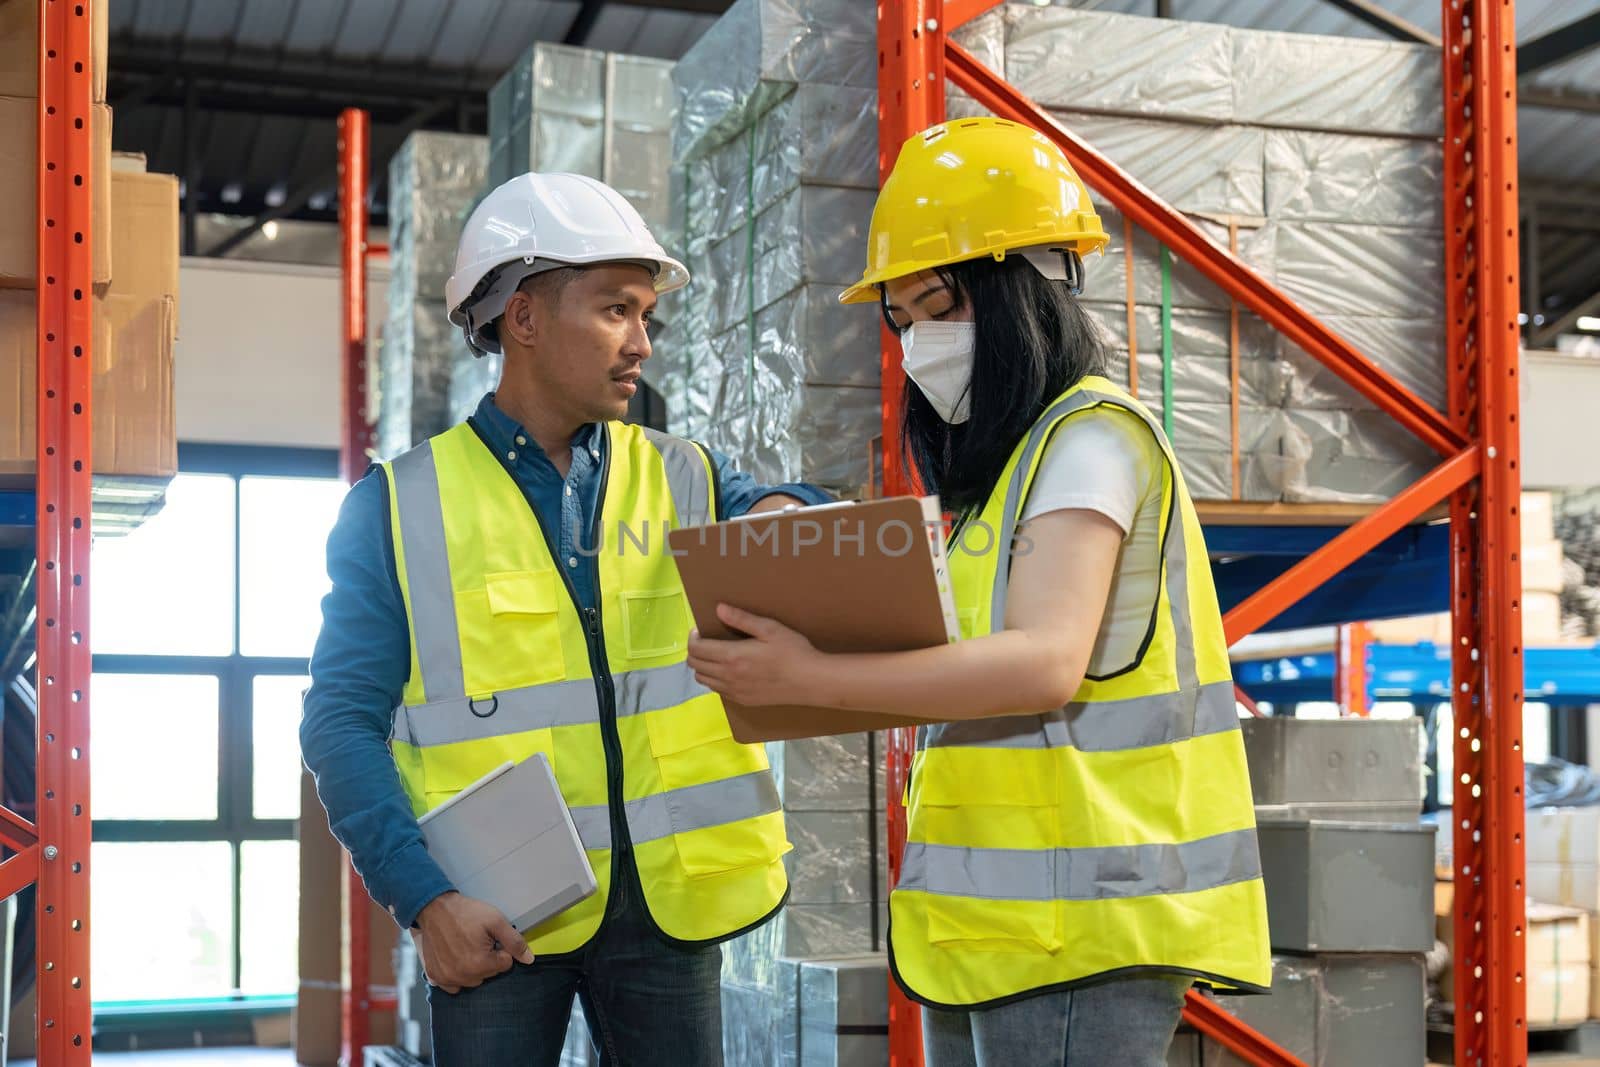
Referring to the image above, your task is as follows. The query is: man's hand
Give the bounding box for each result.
[411,891,535,995]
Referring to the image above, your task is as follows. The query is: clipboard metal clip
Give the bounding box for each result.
[468,694,499,719]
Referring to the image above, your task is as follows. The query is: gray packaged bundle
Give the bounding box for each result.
[753,284,879,389]
[1049,111,1265,218]
[798,956,890,1067]
[750,85,879,211]
[672,0,877,162]
[389,131,493,289]
[1268,221,1443,321]
[1078,202,1274,313]
[449,349,501,424]
[489,43,606,189]
[1004,6,1234,123]
[489,45,674,230]
[1231,29,1441,138]
[1264,131,1443,229]
[380,131,486,457]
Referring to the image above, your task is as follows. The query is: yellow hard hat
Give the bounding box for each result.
[839,117,1108,305]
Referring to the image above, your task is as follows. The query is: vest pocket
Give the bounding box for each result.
[642,700,758,790]
[669,810,790,880]
[926,895,1062,954]
[479,570,566,686]
[619,587,691,660]
[419,725,556,809]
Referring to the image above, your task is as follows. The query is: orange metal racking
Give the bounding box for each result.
[875,1,1526,1064]
[26,0,98,1062]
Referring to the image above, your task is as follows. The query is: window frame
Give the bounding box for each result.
[91,443,339,1005]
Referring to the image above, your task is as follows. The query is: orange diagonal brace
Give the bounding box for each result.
[1224,447,1481,643]
[0,846,40,904]
[0,804,38,853]
[945,0,1002,29]
[1184,990,1307,1067]
[944,41,1467,460]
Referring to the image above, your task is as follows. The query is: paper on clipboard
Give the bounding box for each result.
[666,495,963,742]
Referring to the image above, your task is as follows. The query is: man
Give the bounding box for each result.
[301,172,832,1065]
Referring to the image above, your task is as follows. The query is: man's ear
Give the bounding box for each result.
[500,290,538,349]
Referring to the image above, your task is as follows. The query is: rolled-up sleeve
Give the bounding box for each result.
[300,471,454,929]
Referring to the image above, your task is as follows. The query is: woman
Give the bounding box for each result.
[686,118,1270,1066]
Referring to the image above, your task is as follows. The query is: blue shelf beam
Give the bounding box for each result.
[1233,642,1600,706]
[1206,521,1450,633]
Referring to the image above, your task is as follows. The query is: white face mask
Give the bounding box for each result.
[899,320,976,424]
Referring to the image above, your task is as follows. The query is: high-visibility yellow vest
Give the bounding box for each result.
[890,376,1271,1007]
[382,420,791,954]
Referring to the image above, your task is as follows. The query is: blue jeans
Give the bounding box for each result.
[922,974,1191,1067]
[427,855,724,1067]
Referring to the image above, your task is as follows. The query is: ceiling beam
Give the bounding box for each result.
[205,98,453,258]
[1533,287,1600,346]
[565,0,609,45]
[106,76,486,128]
[1518,85,1600,114]
[1315,0,1440,47]
[1518,9,1600,77]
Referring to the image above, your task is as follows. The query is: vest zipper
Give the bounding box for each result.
[464,417,633,866]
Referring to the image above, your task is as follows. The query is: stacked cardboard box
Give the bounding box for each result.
[1525,807,1600,1020]
[1,1,176,490]
[1364,491,1574,646]
[1436,882,1589,1027]
[295,770,397,1065]
[377,130,487,459]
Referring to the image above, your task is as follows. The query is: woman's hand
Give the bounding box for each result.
[686,603,824,707]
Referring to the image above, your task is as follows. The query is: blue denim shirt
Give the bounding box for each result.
[301,393,834,929]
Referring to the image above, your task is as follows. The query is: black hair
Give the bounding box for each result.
[887,255,1107,515]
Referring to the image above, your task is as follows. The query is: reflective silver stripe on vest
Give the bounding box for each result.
[568,803,612,852]
[391,442,465,700]
[920,679,1238,753]
[897,828,1261,903]
[390,662,712,747]
[565,770,781,853]
[624,769,782,845]
[643,427,714,529]
[390,679,604,747]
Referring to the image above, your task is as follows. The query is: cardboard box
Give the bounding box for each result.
[1524,539,1568,595]
[1528,807,1600,867]
[1528,962,1590,1026]
[1528,862,1600,913]
[296,768,398,1067]
[1524,591,1565,645]
[1366,612,1450,646]
[0,0,109,101]
[0,94,111,287]
[106,169,180,328]
[0,289,175,484]
[1523,491,1556,545]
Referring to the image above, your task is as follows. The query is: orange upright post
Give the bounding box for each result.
[876,2,947,1063]
[337,106,390,1065]
[1444,1,1527,1063]
[34,1,96,1062]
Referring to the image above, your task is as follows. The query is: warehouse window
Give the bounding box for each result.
[89,445,342,1006]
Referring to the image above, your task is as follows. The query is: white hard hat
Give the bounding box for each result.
[445,172,690,357]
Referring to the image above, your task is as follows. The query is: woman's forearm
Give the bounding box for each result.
[805,629,1085,720]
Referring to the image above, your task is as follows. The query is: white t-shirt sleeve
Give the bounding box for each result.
[1018,407,1162,534]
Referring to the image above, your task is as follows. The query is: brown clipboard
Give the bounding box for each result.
[666,496,958,742]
